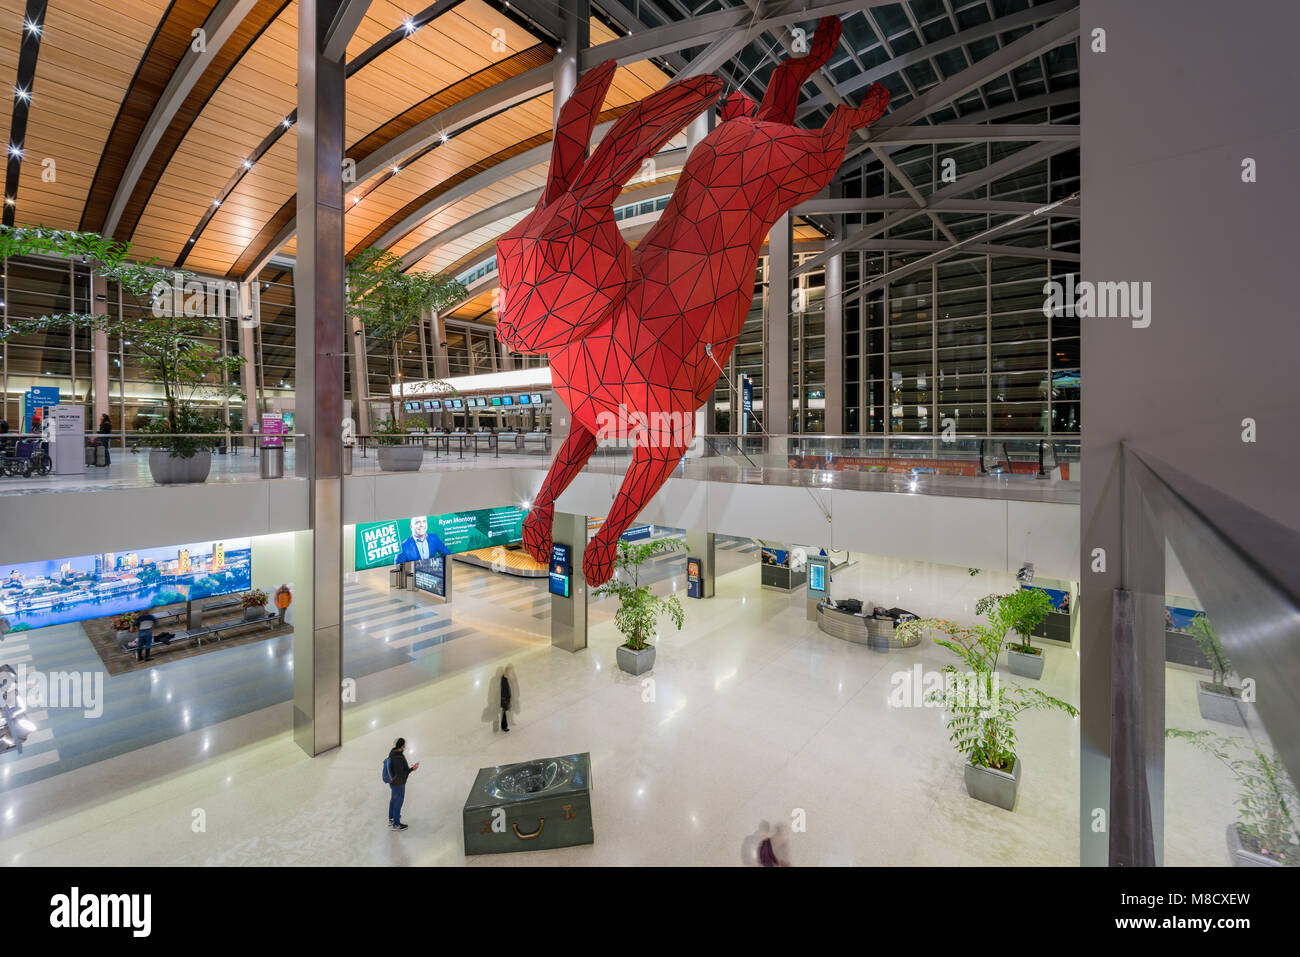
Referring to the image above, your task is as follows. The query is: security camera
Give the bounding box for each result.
[1016,562,1035,585]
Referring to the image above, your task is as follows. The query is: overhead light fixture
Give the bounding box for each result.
[403,16,417,34]
[13,86,28,103]
[242,159,254,170]
[212,199,222,207]
[281,117,292,128]
[391,165,400,174]
[440,133,449,144]
[7,144,21,159]
[3,198,12,206]
[22,18,41,37]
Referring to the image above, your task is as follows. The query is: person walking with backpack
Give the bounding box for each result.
[383,737,419,830]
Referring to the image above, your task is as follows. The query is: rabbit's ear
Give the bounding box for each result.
[569,73,724,209]
[541,59,617,209]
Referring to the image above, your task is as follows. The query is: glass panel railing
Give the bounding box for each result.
[0,432,310,491]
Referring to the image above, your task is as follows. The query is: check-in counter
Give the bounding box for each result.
[817,601,921,650]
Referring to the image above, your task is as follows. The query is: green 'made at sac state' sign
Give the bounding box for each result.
[355,507,527,570]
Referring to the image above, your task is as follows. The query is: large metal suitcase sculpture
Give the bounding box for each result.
[462,752,593,855]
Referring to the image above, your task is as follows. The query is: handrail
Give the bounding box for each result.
[1124,444,1300,801]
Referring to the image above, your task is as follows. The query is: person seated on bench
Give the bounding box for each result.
[136,612,158,662]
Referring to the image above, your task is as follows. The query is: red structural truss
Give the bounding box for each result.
[496,17,888,586]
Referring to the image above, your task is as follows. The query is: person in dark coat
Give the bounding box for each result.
[97,413,112,466]
[386,737,419,830]
[500,664,516,732]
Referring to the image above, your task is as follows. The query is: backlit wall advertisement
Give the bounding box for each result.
[0,538,253,632]
[354,507,527,570]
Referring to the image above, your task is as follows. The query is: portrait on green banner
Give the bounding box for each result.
[355,507,527,570]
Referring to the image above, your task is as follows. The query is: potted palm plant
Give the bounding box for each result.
[897,603,1078,811]
[592,538,685,676]
[1167,729,1298,866]
[240,589,269,620]
[1002,587,1055,679]
[1187,614,1246,726]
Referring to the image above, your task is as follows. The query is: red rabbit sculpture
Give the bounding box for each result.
[495,16,887,586]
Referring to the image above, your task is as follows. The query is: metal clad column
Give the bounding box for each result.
[824,252,843,435]
[551,511,588,652]
[292,0,347,757]
[685,529,715,598]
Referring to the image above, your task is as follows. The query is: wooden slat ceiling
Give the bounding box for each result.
[0,0,676,281]
[14,0,172,229]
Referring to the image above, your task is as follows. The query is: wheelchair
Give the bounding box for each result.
[1,440,52,477]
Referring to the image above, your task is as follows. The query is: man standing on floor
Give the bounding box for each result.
[387,737,419,831]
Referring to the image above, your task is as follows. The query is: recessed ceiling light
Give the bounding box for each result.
[242,159,254,169]
[14,87,28,103]
[440,133,449,144]
[403,17,416,34]
[391,165,400,174]
[281,117,292,129]
[212,199,222,207]
[7,144,21,159]
[22,18,40,37]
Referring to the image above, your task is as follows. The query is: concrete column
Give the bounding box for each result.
[551,511,588,652]
[554,0,589,121]
[292,0,347,758]
[90,274,110,424]
[239,282,258,435]
[824,252,843,435]
[684,529,715,598]
[766,213,793,435]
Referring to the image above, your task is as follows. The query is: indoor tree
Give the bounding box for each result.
[0,225,243,458]
[896,595,1077,774]
[1167,729,1299,865]
[1001,586,1054,657]
[1188,613,1234,694]
[345,247,465,429]
[592,537,686,652]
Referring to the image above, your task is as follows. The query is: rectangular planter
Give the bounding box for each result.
[1225,823,1288,867]
[964,758,1021,811]
[1198,683,1246,726]
[616,643,656,676]
[378,445,423,472]
[1006,646,1045,679]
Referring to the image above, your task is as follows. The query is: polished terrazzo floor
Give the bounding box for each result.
[0,549,1254,866]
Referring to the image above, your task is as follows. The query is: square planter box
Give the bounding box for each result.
[1007,646,1045,679]
[616,643,656,676]
[243,605,268,621]
[1198,682,1246,726]
[378,445,423,471]
[463,753,593,855]
[964,758,1021,811]
[1225,823,1291,867]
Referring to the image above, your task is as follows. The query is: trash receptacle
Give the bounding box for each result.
[260,445,284,478]
[343,445,353,475]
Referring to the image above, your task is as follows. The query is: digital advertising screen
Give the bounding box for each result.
[354,507,527,570]
[518,394,531,404]
[412,555,446,598]
[0,538,253,632]
[502,396,514,406]
[548,543,571,598]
